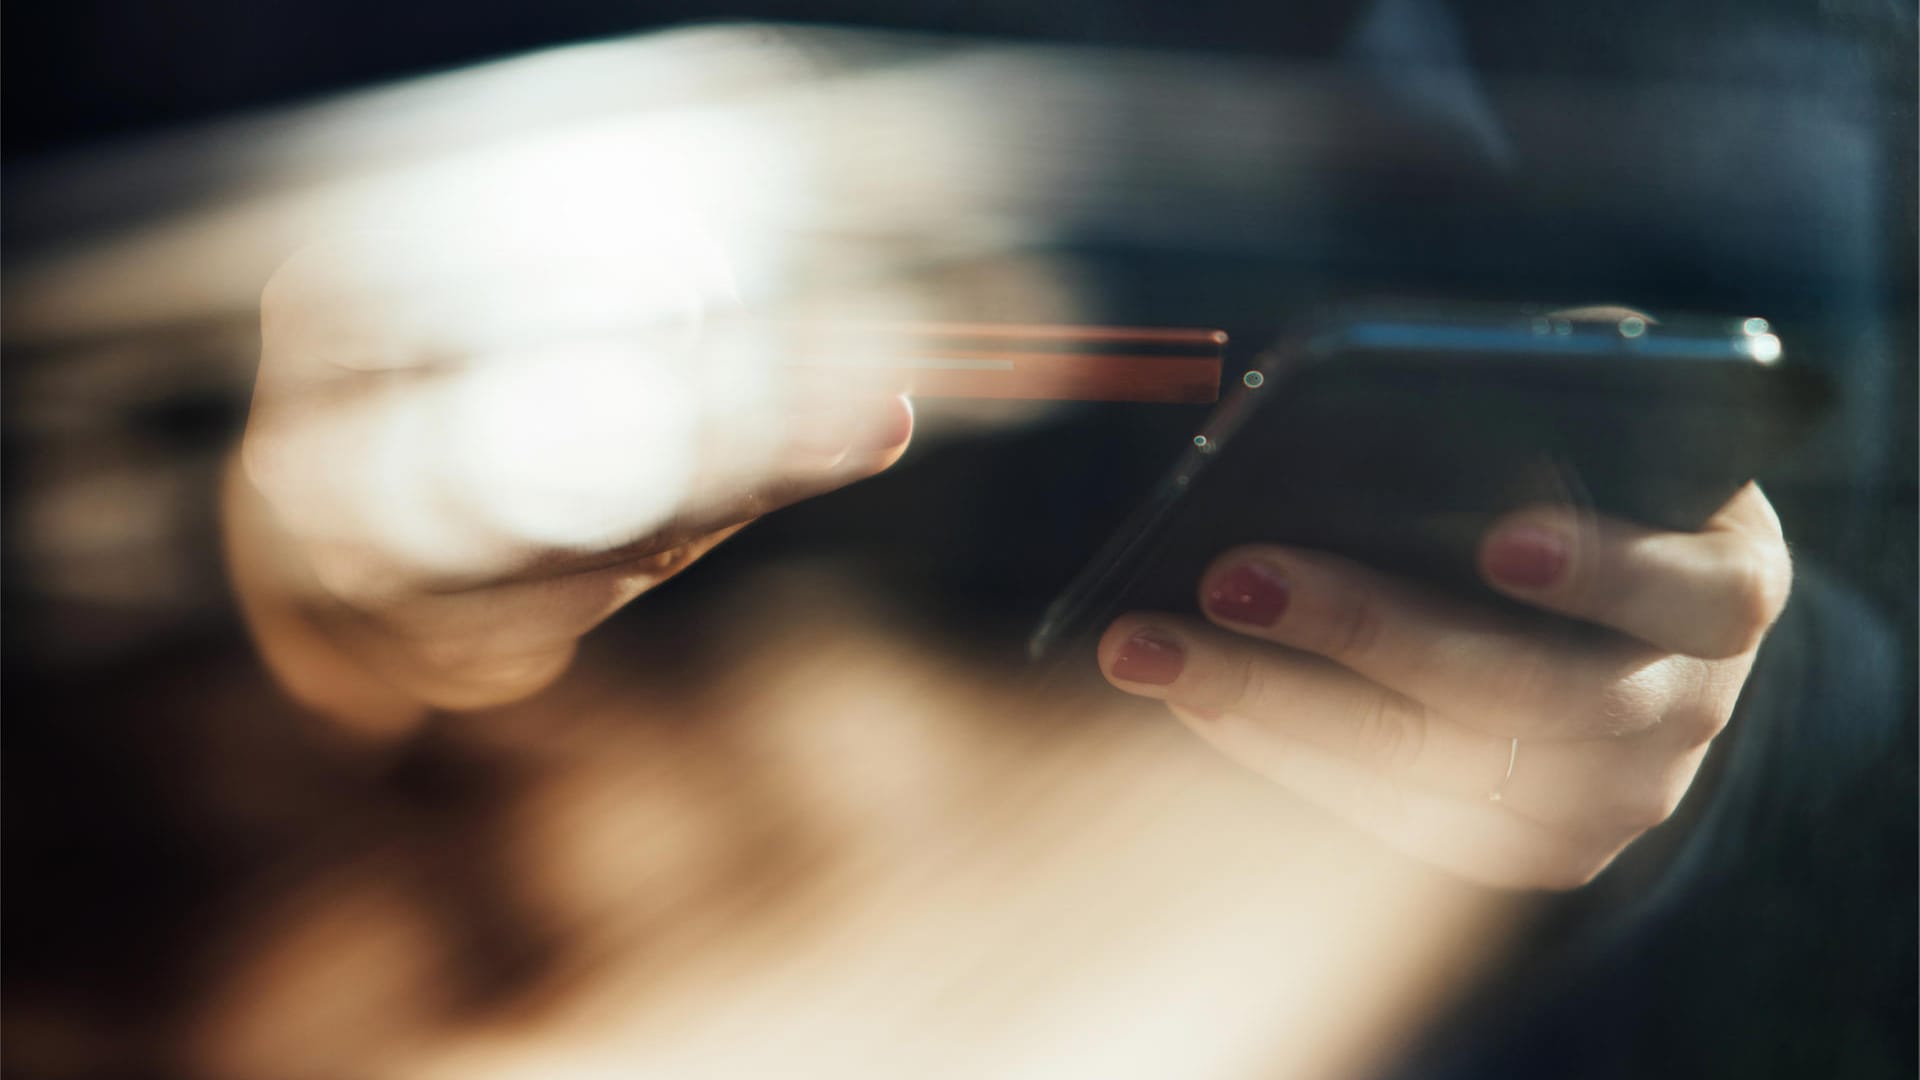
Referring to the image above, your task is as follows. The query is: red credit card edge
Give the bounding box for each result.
[788,326,1228,403]
[904,354,1220,402]
[800,322,1229,347]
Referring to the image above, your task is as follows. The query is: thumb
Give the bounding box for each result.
[662,391,916,546]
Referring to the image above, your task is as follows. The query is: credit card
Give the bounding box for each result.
[790,323,1225,403]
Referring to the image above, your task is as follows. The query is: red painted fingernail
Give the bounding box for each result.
[1484,525,1569,589]
[1204,562,1291,627]
[1112,628,1185,685]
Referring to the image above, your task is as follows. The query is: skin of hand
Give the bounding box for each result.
[1097,482,1793,890]
[226,233,914,736]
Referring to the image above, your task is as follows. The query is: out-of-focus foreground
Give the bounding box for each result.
[5,15,1914,1080]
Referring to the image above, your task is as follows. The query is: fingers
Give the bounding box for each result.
[1169,704,1622,891]
[1105,474,1777,890]
[658,391,914,539]
[1478,483,1792,659]
[1189,548,1700,740]
[1097,616,1708,834]
[458,393,914,592]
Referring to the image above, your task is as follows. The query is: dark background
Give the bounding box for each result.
[2,0,1358,161]
[4,2,1915,1077]
[10,0,1911,160]
[13,0,1911,649]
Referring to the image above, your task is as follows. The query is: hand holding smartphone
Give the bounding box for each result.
[1029,302,1830,664]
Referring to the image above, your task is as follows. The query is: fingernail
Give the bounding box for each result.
[859,394,914,451]
[1205,562,1291,627]
[1484,525,1569,589]
[1111,628,1185,685]
[786,395,912,463]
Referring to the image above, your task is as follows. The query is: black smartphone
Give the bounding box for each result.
[1027,302,1832,667]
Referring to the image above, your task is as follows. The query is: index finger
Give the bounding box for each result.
[1477,483,1792,659]
[1195,546,1696,741]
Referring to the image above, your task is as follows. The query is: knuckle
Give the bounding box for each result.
[1666,698,1733,748]
[1718,540,1793,656]
[631,541,704,580]
[1354,692,1428,772]
[1516,831,1625,891]
[635,512,711,560]
[1482,653,1563,723]
[1584,675,1666,738]
[1556,528,1603,608]
[1752,541,1796,619]
[1610,776,1683,832]
[1535,849,1615,891]
[1316,582,1388,664]
[1219,653,1269,715]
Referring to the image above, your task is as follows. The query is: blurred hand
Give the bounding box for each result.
[1098,483,1791,890]
[227,231,913,734]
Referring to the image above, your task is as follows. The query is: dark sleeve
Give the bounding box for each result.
[1389,565,1916,1079]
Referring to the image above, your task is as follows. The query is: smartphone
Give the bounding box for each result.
[1026,302,1832,667]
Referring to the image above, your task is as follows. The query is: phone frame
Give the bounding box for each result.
[1027,303,1828,664]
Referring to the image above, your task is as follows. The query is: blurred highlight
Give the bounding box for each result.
[175,572,1513,1080]
[5,22,1541,1079]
